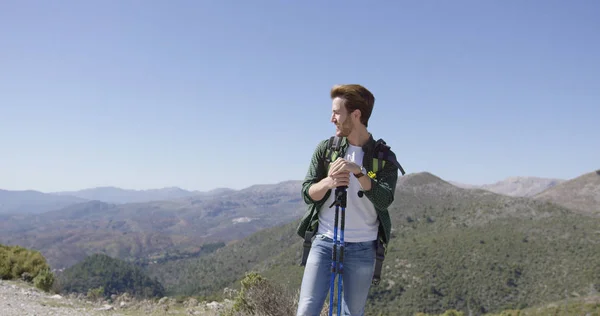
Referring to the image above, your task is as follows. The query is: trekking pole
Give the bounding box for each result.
[329,196,338,316]
[329,185,347,316]
[337,186,346,315]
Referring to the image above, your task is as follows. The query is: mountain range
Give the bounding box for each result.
[1,170,598,269]
[143,170,600,315]
[0,174,576,215]
[0,180,303,269]
[51,186,237,204]
[450,176,565,197]
[0,189,87,215]
[1,168,599,315]
[533,170,600,215]
[0,186,236,215]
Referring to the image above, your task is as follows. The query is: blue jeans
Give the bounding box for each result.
[296,233,376,316]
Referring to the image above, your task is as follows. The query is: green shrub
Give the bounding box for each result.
[33,268,55,292]
[0,244,54,291]
[441,310,465,316]
[224,271,305,316]
[0,254,10,279]
[87,286,105,301]
[499,310,521,316]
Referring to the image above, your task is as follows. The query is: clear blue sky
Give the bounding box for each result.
[1,0,599,192]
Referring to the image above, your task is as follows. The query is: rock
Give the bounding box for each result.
[20,272,33,282]
[119,292,131,302]
[184,298,198,308]
[223,287,237,299]
[206,301,223,310]
[50,294,62,299]
[95,304,114,311]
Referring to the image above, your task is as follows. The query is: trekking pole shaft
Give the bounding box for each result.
[337,206,345,314]
[329,203,340,316]
[336,186,347,315]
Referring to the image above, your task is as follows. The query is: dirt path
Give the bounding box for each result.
[0,279,117,316]
[0,279,231,316]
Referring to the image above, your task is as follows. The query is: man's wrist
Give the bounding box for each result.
[353,166,366,178]
[358,174,372,190]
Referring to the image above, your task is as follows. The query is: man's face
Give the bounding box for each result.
[331,97,354,137]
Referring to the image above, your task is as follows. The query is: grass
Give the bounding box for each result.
[480,294,600,316]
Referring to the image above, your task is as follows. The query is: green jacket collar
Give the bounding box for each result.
[338,133,376,153]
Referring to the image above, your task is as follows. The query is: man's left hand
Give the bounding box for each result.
[331,159,362,176]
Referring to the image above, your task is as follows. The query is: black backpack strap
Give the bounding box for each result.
[372,234,386,285]
[370,139,406,285]
[374,138,406,176]
[325,136,343,161]
[300,229,315,266]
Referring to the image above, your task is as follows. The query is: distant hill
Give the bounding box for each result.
[145,171,600,316]
[451,176,565,197]
[0,180,304,269]
[0,185,240,217]
[0,189,87,215]
[533,169,600,216]
[51,186,202,204]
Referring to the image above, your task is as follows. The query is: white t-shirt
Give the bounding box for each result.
[317,144,379,242]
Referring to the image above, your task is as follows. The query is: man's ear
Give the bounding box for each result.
[352,109,361,121]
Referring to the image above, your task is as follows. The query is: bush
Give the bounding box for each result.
[33,268,55,292]
[223,271,328,316]
[498,311,521,316]
[87,286,105,302]
[416,310,465,316]
[0,244,55,292]
[441,310,465,316]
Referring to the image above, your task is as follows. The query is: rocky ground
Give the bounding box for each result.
[0,279,234,316]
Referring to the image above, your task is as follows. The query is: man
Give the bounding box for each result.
[296,84,400,316]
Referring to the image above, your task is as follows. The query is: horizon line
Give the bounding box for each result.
[0,169,586,194]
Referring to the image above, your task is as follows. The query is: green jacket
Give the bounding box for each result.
[296,134,399,247]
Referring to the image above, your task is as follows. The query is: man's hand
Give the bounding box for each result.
[326,172,350,189]
[324,158,363,189]
[329,157,362,176]
[308,157,365,200]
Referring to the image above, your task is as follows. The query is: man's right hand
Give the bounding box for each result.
[326,172,350,189]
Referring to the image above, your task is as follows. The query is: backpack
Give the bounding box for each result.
[324,135,406,177]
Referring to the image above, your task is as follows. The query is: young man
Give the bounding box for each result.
[296,84,400,316]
